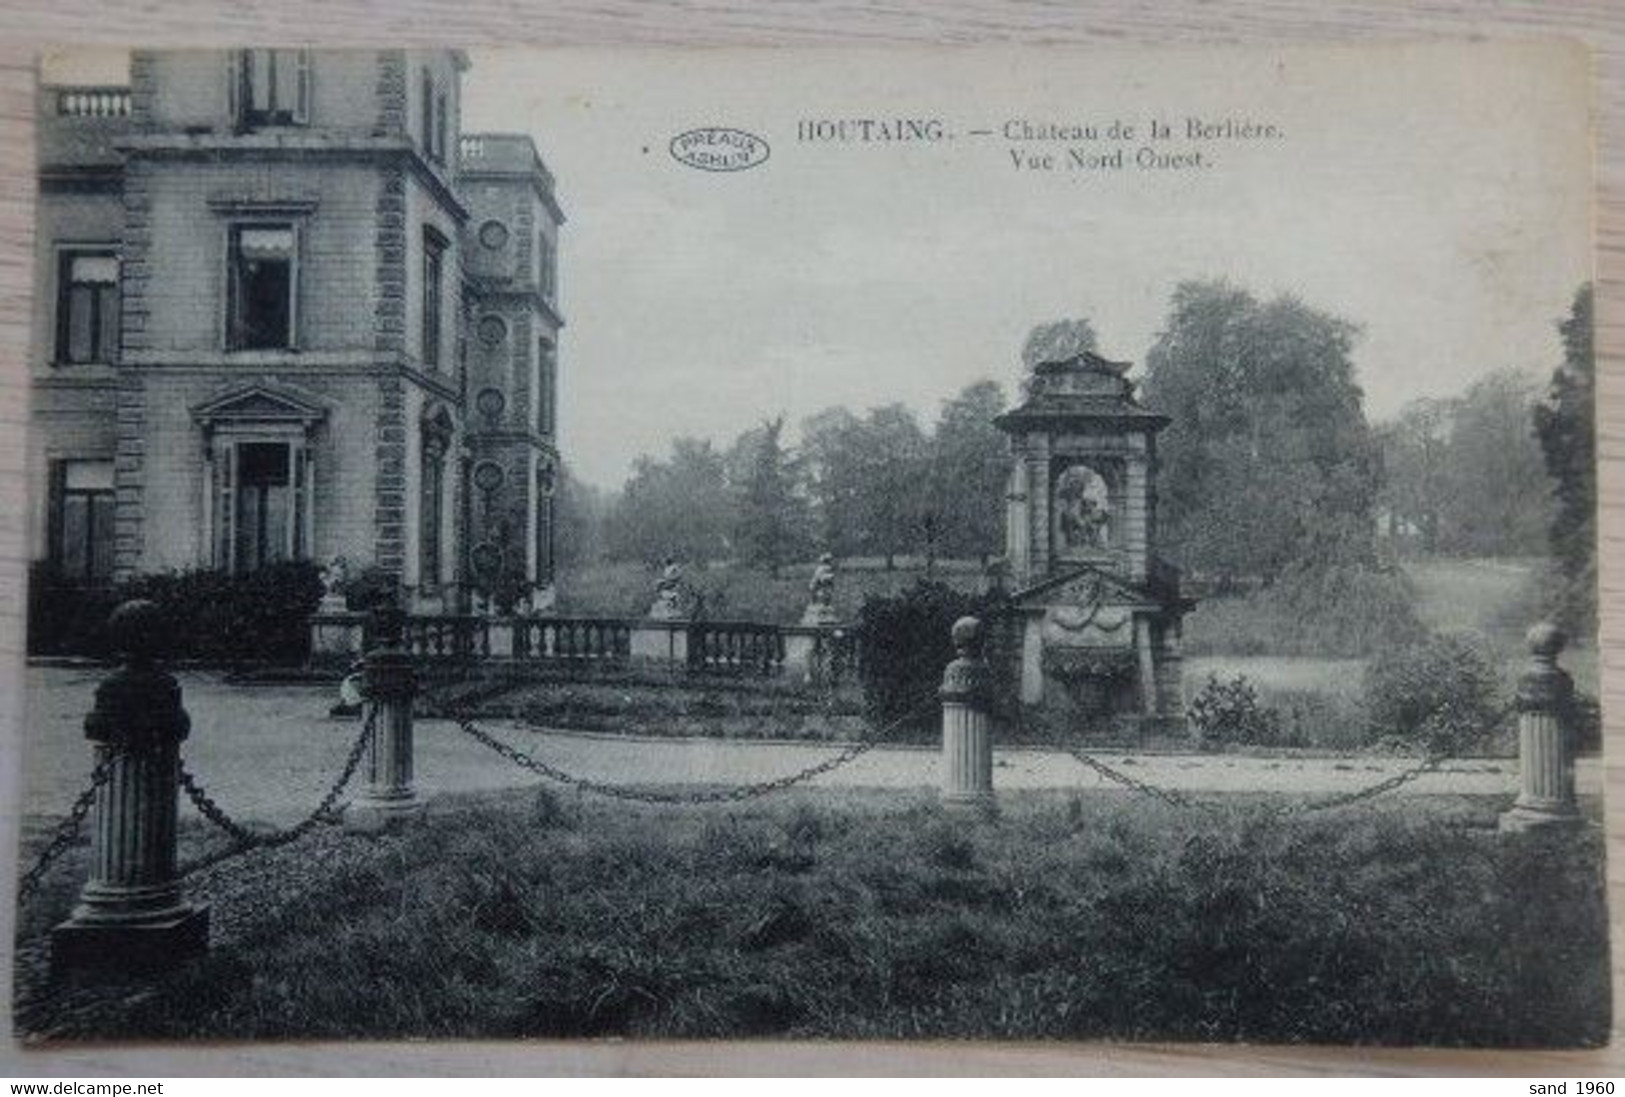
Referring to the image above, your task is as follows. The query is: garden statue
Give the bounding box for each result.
[649,556,688,620]
[802,553,840,626]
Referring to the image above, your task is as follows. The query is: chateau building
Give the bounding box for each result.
[30,50,564,612]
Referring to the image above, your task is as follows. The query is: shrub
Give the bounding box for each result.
[338,564,400,614]
[30,561,327,665]
[1187,674,1288,747]
[854,579,998,738]
[1271,688,1368,751]
[1363,633,1504,756]
[26,562,121,658]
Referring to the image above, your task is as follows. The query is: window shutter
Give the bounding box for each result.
[292,441,313,559]
[294,50,311,124]
[226,51,241,129]
[217,442,237,571]
[46,460,66,573]
[287,222,301,350]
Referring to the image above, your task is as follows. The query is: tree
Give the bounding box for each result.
[1434,370,1551,557]
[1021,318,1098,368]
[1376,398,1449,553]
[927,380,1009,561]
[551,461,607,570]
[854,404,930,567]
[1379,372,1552,559]
[602,437,732,563]
[1143,280,1379,584]
[1534,284,1596,634]
[730,416,808,575]
[800,406,867,557]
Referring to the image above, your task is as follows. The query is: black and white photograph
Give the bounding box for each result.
[3,40,1609,1051]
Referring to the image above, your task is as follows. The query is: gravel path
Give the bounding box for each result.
[16,666,1598,826]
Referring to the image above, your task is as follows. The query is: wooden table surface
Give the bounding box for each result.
[0,0,1621,1077]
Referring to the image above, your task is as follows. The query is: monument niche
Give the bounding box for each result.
[994,351,1193,740]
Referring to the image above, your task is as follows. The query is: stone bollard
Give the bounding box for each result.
[348,602,420,830]
[940,616,995,812]
[52,600,209,974]
[1500,622,1585,833]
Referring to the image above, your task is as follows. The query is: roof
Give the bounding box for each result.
[994,350,1170,435]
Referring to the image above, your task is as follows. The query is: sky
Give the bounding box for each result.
[460,43,1590,488]
[44,44,1594,489]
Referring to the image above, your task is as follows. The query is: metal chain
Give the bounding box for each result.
[177,707,376,872]
[1262,755,1446,817]
[1064,747,1221,815]
[1064,743,1452,818]
[447,689,940,805]
[15,758,114,905]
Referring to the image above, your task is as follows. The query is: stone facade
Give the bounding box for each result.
[30,50,565,612]
[994,352,1194,737]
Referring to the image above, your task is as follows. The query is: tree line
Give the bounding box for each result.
[551,280,1594,626]
[553,382,1010,575]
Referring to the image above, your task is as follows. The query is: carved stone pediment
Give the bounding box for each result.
[1010,564,1158,612]
[191,383,328,429]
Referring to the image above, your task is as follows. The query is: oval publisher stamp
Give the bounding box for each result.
[669,127,770,172]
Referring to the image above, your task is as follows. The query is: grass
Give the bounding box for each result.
[14,789,1609,1045]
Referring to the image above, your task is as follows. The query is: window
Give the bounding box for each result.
[536,341,557,436]
[537,233,557,301]
[227,224,296,350]
[422,230,446,368]
[420,69,446,164]
[214,441,310,572]
[420,435,446,588]
[55,250,119,364]
[436,90,449,167]
[535,464,555,587]
[234,49,309,129]
[48,460,115,584]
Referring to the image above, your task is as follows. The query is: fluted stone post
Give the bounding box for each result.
[940,616,995,812]
[1500,622,1584,833]
[349,603,420,830]
[52,600,209,974]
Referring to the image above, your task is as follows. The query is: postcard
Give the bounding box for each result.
[9,41,1605,1047]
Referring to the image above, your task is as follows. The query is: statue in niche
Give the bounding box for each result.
[1055,464,1111,551]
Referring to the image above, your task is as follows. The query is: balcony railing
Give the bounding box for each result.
[54,87,131,118]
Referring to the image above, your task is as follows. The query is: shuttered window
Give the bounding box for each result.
[227,224,297,350]
[233,49,310,129]
[48,460,115,584]
[55,250,119,365]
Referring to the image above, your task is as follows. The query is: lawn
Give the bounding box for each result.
[13,788,1609,1045]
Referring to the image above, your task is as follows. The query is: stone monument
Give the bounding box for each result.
[993,350,1194,737]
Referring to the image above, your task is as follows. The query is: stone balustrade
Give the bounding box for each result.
[309,611,862,685]
[53,86,131,118]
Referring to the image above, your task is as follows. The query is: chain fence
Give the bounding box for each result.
[1062,742,1452,819]
[445,687,941,805]
[15,757,113,905]
[177,706,377,876]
